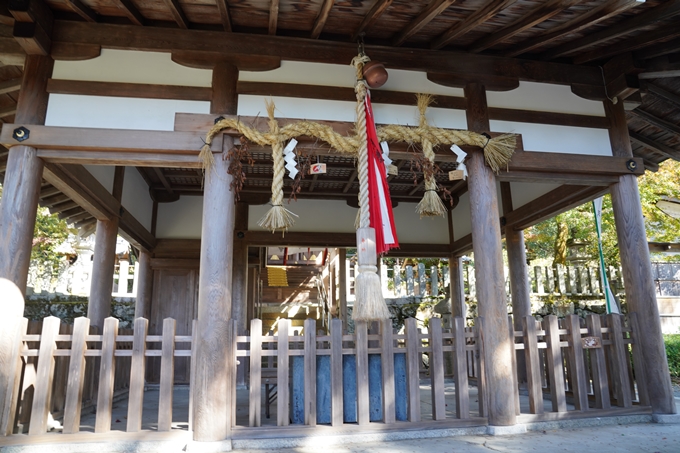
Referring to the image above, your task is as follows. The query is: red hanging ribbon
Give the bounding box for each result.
[364,93,399,255]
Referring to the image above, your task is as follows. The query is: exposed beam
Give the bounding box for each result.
[269,0,279,35]
[50,21,603,86]
[629,131,680,161]
[629,109,680,137]
[649,242,680,253]
[153,167,175,195]
[392,0,456,47]
[162,0,189,29]
[64,0,97,23]
[47,78,212,101]
[574,23,680,65]
[431,0,517,50]
[111,0,145,26]
[311,0,335,39]
[9,0,54,55]
[638,56,680,80]
[215,0,232,32]
[505,0,643,58]
[644,82,680,109]
[541,0,680,60]
[351,0,394,42]
[0,77,21,95]
[635,37,680,60]
[468,0,580,54]
[0,106,17,118]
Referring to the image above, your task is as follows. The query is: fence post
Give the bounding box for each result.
[303,318,317,426]
[543,315,567,412]
[607,314,633,408]
[355,321,370,425]
[27,317,60,435]
[628,313,650,406]
[429,318,446,420]
[380,318,395,424]
[158,318,176,431]
[522,316,544,415]
[565,315,588,411]
[249,319,262,427]
[452,317,469,419]
[585,314,611,409]
[62,317,90,434]
[127,318,149,432]
[404,318,421,422]
[95,317,119,433]
[330,318,343,426]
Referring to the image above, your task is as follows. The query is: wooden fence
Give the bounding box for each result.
[3,312,649,438]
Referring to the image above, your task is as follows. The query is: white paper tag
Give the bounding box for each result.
[387,165,399,176]
[284,138,298,154]
[450,144,467,163]
[310,163,327,174]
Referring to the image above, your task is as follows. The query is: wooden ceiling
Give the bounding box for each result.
[0,0,679,235]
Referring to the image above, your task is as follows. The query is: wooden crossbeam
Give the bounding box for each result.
[9,0,54,55]
[391,0,456,47]
[629,132,680,161]
[468,0,580,54]
[629,109,680,137]
[311,0,335,39]
[351,0,393,42]
[163,0,189,29]
[216,0,232,32]
[111,0,145,26]
[541,0,680,60]
[505,0,642,58]
[0,105,17,118]
[0,77,21,95]
[430,0,517,50]
[269,0,279,35]
[64,0,97,23]
[50,21,603,86]
[635,37,680,60]
[644,82,680,109]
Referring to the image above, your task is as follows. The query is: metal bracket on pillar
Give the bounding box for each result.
[12,126,30,142]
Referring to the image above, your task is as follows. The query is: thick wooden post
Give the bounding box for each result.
[88,167,125,331]
[0,280,25,435]
[338,248,348,328]
[232,202,248,335]
[193,61,239,441]
[0,55,53,292]
[449,255,466,319]
[134,250,153,319]
[605,100,676,414]
[465,83,516,426]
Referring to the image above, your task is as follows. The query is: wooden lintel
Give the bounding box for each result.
[496,171,618,186]
[450,233,472,257]
[0,123,223,153]
[50,20,603,86]
[506,151,645,177]
[310,0,335,39]
[36,149,203,168]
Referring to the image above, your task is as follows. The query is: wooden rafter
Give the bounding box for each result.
[163,0,189,29]
[505,0,642,58]
[63,0,97,23]
[311,0,335,39]
[468,0,581,54]
[0,106,17,118]
[153,167,175,195]
[431,0,517,50]
[635,37,680,61]
[574,24,680,64]
[629,109,680,137]
[391,0,456,47]
[351,0,394,42]
[111,0,145,26]
[9,0,54,55]
[541,0,680,60]
[644,82,680,109]
[269,0,279,35]
[629,132,680,161]
[0,78,21,95]
[215,0,232,32]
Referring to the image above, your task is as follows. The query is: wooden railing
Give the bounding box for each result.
[3,312,649,438]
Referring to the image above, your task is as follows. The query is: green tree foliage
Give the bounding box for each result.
[525,159,680,266]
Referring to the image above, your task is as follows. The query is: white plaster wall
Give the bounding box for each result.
[451,192,471,242]
[392,203,448,244]
[157,196,203,239]
[486,82,605,117]
[509,182,562,210]
[84,165,114,193]
[248,199,356,234]
[52,49,212,86]
[46,94,210,131]
[490,120,612,156]
[122,168,153,231]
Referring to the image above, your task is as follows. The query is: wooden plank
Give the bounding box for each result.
[629,132,680,161]
[404,318,421,422]
[62,317,89,434]
[380,318,395,424]
[163,0,189,29]
[566,315,588,411]
[585,314,611,409]
[428,318,446,420]
[0,77,21,95]
[188,319,198,432]
[230,320,237,428]
[158,318,176,431]
[451,317,469,419]
[94,317,118,433]
[392,0,456,47]
[330,318,343,426]
[627,313,649,405]
[249,319,262,427]
[111,0,144,26]
[310,0,335,39]
[277,319,290,426]
[542,316,566,413]
[522,316,543,414]
[37,149,203,168]
[269,0,279,35]
[127,318,148,432]
[215,0,232,31]
[607,314,633,408]
[28,317,60,435]
[355,320,370,425]
[47,79,212,101]
[351,0,394,41]
[303,318,316,426]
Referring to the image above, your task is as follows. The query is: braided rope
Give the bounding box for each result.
[267,101,285,208]
[352,54,371,229]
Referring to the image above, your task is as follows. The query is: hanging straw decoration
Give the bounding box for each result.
[257,100,297,232]
[415,94,447,218]
[351,53,392,322]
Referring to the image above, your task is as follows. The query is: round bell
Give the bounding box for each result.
[363,61,388,88]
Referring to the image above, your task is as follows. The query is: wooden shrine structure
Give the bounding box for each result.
[0,0,679,449]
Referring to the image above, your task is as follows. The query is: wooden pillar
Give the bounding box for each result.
[88,167,125,331]
[501,182,530,385]
[449,255,466,319]
[465,83,516,426]
[192,60,239,442]
[605,100,676,415]
[134,250,153,319]
[0,55,53,292]
[233,202,248,387]
[338,248,348,329]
